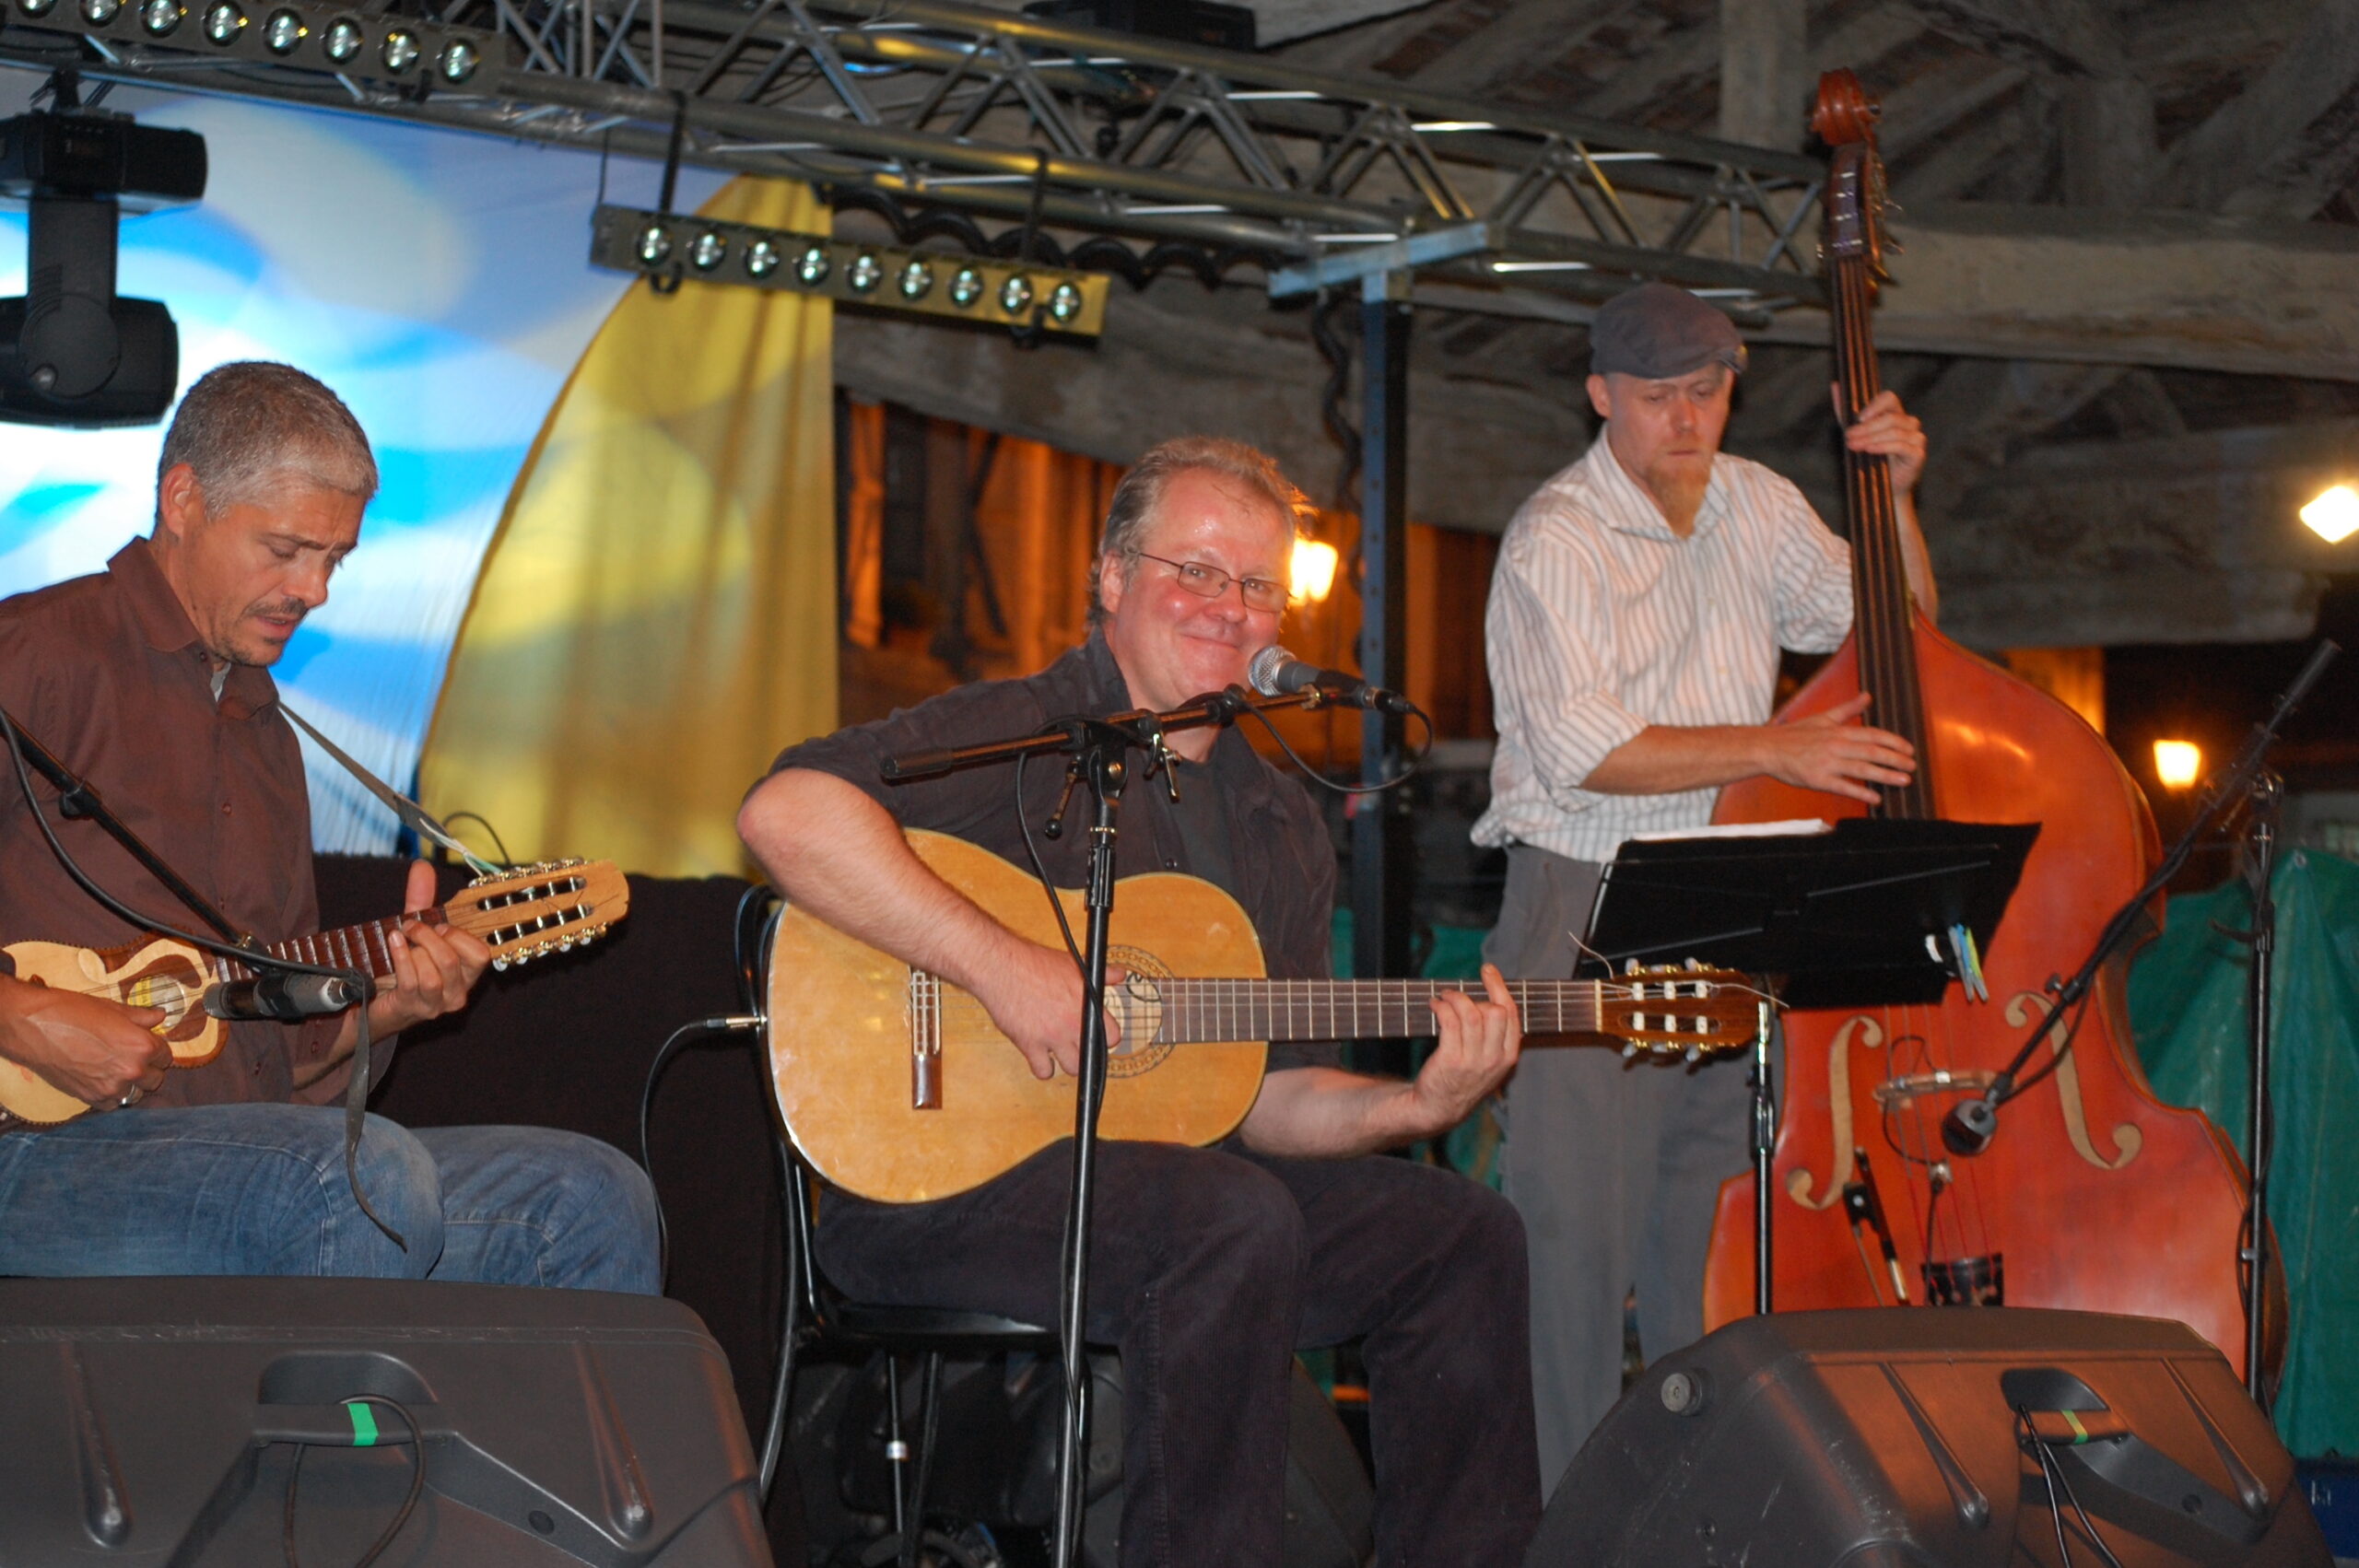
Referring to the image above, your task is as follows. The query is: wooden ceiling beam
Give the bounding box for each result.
[1746,201,2359,381]
[2153,0,2359,217]
[1895,0,2125,77]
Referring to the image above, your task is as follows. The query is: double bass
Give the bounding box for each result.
[1700,71,2271,1377]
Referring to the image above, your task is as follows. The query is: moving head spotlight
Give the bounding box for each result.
[0,84,205,427]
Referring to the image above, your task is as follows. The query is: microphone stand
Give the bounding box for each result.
[880,683,1328,1568]
[1942,639,2334,1403]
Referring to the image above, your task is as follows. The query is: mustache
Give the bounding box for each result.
[244,599,311,626]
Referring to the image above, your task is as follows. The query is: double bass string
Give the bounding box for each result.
[1832,235,2001,1280]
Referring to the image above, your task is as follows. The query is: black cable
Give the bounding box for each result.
[0,707,396,1244]
[1231,698,1432,795]
[2047,1443,2129,1568]
[1308,292,1363,516]
[436,810,511,870]
[2020,1410,2078,1568]
[284,1396,426,1568]
[1015,747,1086,969]
[638,1014,765,1289]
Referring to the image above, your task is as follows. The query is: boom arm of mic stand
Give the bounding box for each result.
[877,687,1329,780]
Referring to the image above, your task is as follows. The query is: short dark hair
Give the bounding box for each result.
[157,362,378,520]
[1089,437,1307,626]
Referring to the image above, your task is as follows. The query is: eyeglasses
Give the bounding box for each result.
[1133,551,1289,613]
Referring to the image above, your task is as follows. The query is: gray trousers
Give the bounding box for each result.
[1485,846,1758,1493]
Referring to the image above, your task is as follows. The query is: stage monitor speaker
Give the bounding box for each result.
[0,1276,771,1567]
[1531,1307,2328,1568]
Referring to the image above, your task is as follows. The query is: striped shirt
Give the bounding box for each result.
[1473,431,1855,862]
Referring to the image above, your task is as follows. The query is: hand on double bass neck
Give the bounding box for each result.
[1837,387,1928,493]
[1756,692,1917,805]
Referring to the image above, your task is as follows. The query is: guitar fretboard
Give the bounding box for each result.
[1128,979,1633,1043]
[211,907,452,986]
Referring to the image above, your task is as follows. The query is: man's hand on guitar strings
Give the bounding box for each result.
[1402,963,1522,1137]
[0,976,169,1107]
[966,936,1127,1081]
[363,860,493,1037]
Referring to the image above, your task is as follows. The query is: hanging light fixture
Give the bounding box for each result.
[2153,740,2202,791]
[2301,483,2359,544]
[1290,536,1341,604]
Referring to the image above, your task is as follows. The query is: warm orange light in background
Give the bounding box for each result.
[2302,484,2359,544]
[2154,740,2202,790]
[1291,537,1341,603]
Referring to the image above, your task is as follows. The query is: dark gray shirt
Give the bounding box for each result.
[769,635,1343,1072]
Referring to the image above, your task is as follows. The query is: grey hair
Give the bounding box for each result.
[156,362,378,520]
[1088,436,1309,628]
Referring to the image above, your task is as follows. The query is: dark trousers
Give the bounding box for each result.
[817,1140,1541,1568]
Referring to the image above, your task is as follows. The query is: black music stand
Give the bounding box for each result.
[1583,817,2038,1314]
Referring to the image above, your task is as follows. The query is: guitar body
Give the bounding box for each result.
[0,936,219,1125]
[765,830,1270,1203]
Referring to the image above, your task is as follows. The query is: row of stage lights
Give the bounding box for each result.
[7,0,499,88]
[591,205,1110,339]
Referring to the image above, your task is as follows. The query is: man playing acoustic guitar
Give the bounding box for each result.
[0,361,657,1290]
[739,437,1539,1568]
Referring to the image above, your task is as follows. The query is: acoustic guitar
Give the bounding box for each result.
[764,830,1760,1203]
[0,859,630,1126]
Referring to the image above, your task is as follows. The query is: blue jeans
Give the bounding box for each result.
[0,1104,659,1292]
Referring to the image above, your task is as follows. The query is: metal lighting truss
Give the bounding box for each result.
[0,0,1826,317]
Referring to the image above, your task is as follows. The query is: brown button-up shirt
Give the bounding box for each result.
[0,537,347,1116]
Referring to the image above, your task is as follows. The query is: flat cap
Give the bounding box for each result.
[1589,283,1749,380]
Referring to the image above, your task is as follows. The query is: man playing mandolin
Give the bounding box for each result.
[0,361,657,1291]
[739,436,1541,1567]
[1476,282,1938,1486]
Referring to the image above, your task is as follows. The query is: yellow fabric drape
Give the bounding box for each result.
[419,178,834,877]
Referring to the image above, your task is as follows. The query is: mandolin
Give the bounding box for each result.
[0,860,629,1125]
[764,829,1760,1203]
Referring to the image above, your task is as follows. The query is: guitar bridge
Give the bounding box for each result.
[910,969,942,1110]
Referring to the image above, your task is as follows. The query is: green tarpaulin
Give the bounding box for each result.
[2129,848,2359,1457]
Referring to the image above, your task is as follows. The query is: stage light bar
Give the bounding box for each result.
[590,205,1110,339]
[6,0,502,88]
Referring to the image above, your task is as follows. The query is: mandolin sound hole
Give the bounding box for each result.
[1105,946,1175,1079]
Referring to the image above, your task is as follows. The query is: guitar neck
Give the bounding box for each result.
[215,907,450,985]
[1144,979,1614,1044]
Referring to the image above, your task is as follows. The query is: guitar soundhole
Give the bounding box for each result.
[1105,946,1174,1079]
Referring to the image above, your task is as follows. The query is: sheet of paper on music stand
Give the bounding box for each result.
[1580,818,2039,1010]
[1625,819,1833,843]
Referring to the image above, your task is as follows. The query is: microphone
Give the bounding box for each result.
[1941,1084,2004,1157]
[1248,647,1415,716]
[204,972,368,1024]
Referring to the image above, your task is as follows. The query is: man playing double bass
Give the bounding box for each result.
[1475,282,1939,1484]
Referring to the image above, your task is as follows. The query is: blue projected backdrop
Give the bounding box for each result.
[0,83,724,851]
